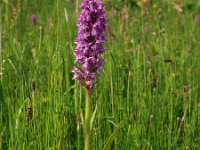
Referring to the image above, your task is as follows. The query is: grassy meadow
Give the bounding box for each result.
[1,0,200,149]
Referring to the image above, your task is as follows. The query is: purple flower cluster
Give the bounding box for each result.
[31,14,37,25]
[72,0,107,89]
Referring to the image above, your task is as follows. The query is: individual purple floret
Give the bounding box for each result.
[72,0,107,89]
[31,14,37,25]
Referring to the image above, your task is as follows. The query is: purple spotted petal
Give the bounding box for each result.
[72,0,107,89]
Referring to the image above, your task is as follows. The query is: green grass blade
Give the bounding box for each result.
[103,122,123,150]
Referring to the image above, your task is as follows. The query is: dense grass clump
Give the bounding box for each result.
[0,0,200,149]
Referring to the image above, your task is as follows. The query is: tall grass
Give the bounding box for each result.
[0,0,200,149]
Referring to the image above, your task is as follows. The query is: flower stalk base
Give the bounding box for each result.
[84,89,91,150]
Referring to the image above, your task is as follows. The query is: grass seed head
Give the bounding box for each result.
[152,75,157,89]
[26,104,32,127]
[32,81,36,93]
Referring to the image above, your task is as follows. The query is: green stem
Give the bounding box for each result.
[84,89,91,150]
